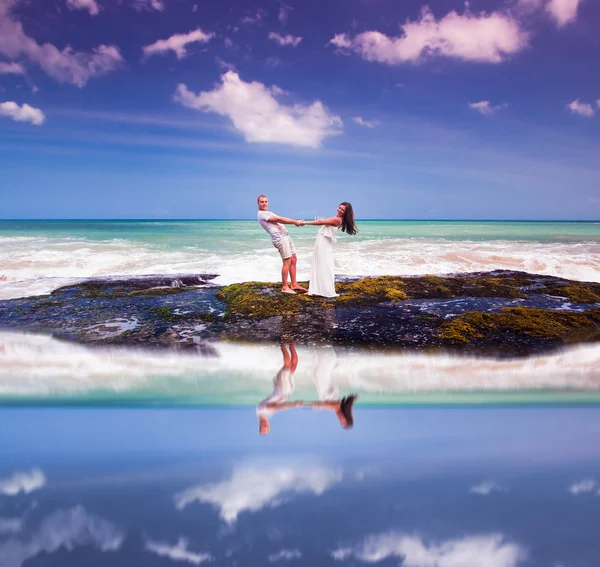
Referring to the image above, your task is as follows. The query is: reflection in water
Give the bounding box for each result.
[1,407,600,566]
[2,330,600,404]
[257,344,357,435]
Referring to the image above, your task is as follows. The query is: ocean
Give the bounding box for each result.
[1,220,599,301]
[1,220,599,406]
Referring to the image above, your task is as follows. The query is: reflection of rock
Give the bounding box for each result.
[0,271,599,357]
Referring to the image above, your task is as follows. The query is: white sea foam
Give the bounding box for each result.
[1,235,599,299]
[0,331,599,398]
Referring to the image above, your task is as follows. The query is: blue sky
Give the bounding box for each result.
[0,0,599,219]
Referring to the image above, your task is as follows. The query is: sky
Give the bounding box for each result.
[0,0,599,219]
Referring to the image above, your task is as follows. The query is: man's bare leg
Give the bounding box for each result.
[289,254,307,292]
[281,344,292,368]
[281,258,296,294]
[289,343,298,373]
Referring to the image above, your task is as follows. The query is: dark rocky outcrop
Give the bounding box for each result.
[1,271,599,357]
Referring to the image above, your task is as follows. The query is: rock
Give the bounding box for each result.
[1,271,599,357]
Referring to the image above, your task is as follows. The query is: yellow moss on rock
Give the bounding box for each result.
[437,319,483,344]
[336,276,408,304]
[215,282,316,318]
[438,306,600,343]
[544,284,600,304]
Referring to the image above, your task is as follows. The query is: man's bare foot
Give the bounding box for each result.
[282,287,297,294]
[291,284,307,292]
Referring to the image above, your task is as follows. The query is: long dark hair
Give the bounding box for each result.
[339,202,358,235]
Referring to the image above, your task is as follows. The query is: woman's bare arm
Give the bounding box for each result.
[302,216,341,227]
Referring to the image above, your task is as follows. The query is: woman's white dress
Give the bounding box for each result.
[308,225,338,298]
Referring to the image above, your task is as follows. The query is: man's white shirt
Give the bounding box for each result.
[257,210,289,242]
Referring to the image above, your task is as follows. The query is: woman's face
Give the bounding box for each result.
[337,204,347,218]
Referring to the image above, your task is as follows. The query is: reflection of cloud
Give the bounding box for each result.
[470,481,506,495]
[268,548,302,562]
[0,469,45,496]
[145,537,212,564]
[0,505,123,567]
[175,464,342,524]
[569,479,597,495]
[0,517,22,535]
[334,532,526,566]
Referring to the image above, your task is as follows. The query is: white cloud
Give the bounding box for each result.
[470,481,506,495]
[145,537,212,565]
[66,0,100,16]
[269,549,302,562]
[566,99,596,117]
[0,517,22,535]
[545,0,583,27]
[0,505,123,567]
[352,116,379,128]
[174,464,342,524]
[132,0,165,10]
[329,7,528,64]
[268,32,302,47]
[518,0,583,27]
[173,71,342,148]
[0,468,46,495]
[0,1,122,86]
[468,100,508,114]
[242,9,267,25]
[143,28,213,59]
[0,101,45,124]
[331,547,353,561]
[279,4,291,23]
[338,532,526,567]
[569,479,597,494]
[0,61,24,74]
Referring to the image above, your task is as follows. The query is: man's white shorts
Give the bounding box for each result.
[273,235,296,260]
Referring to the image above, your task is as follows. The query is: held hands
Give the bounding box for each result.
[295,219,306,227]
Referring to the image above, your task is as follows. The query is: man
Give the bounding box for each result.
[257,343,302,436]
[257,194,307,294]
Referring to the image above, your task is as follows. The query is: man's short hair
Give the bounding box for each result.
[257,194,267,203]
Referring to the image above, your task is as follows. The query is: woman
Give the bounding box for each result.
[301,202,358,298]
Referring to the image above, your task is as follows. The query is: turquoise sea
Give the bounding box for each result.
[1,220,599,301]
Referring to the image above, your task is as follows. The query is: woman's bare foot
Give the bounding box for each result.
[282,287,297,294]
[291,284,307,292]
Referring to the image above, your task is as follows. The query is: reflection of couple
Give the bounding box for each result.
[257,195,358,298]
[256,343,357,436]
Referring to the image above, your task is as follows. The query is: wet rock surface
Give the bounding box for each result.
[1,271,599,357]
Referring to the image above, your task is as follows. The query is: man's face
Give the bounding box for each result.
[258,197,269,211]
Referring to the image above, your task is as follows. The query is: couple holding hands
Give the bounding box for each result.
[257,195,358,298]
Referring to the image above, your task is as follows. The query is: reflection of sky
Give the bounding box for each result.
[2,408,600,468]
[1,408,600,566]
